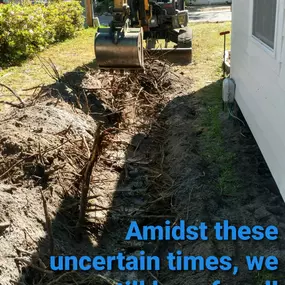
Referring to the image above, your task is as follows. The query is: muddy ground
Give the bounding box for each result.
[0,57,285,285]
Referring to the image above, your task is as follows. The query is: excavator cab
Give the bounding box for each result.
[95,0,192,70]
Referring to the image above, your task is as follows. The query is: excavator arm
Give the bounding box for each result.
[94,0,192,70]
[95,0,147,69]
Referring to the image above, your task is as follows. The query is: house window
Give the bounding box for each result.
[252,0,277,49]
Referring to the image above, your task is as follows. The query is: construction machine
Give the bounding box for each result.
[94,0,192,69]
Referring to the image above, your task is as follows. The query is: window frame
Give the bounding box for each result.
[251,0,278,52]
[247,0,284,75]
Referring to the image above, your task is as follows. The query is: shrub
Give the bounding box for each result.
[0,1,84,66]
[45,1,84,41]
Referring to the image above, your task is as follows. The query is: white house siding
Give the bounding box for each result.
[231,0,285,198]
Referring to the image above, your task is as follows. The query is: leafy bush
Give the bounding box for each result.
[0,1,84,66]
[45,1,84,41]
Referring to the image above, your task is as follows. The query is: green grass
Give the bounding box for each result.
[183,22,231,84]
[0,22,231,97]
[0,28,97,97]
[185,22,240,196]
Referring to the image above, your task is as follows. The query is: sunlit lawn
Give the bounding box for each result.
[0,22,231,98]
[0,28,97,97]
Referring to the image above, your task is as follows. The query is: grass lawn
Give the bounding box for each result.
[187,22,231,87]
[0,28,97,97]
[0,23,231,96]
[187,22,236,196]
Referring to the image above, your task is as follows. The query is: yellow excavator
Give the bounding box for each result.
[94,0,192,69]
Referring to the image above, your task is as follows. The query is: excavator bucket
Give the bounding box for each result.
[95,27,144,70]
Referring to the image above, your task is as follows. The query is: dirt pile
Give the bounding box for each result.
[0,98,97,284]
[0,59,191,285]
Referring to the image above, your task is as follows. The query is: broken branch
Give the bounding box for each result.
[76,123,103,236]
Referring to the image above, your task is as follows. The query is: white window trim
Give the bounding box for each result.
[251,35,275,56]
[247,0,285,75]
[250,0,279,56]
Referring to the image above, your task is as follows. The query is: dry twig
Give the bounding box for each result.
[76,123,103,235]
[148,270,164,285]
[14,257,53,275]
[40,189,54,255]
[0,83,25,107]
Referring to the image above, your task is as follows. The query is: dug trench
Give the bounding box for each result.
[0,57,285,285]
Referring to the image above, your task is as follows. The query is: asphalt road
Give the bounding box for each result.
[97,8,232,26]
[188,10,231,22]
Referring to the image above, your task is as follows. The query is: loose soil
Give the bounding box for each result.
[1,56,285,285]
